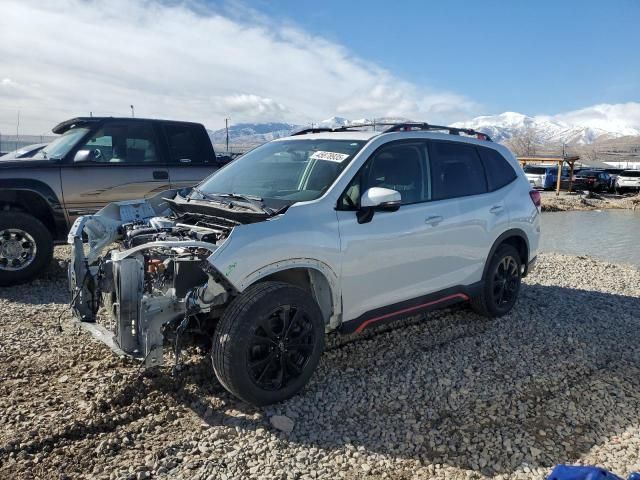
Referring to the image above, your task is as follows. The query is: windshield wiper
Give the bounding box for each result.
[191,189,271,214]
[209,192,272,214]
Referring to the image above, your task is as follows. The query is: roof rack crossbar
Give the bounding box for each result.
[382,122,493,141]
[291,122,492,141]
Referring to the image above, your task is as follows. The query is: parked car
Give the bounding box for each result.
[0,116,225,285]
[523,165,571,190]
[615,169,640,194]
[68,122,541,405]
[0,142,49,160]
[603,168,625,191]
[573,169,611,191]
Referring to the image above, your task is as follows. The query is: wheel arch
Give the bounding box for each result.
[241,259,340,329]
[0,180,67,241]
[483,229,531,279]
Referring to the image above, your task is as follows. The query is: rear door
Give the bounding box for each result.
[163,123,220,190]
[60,120,170,221]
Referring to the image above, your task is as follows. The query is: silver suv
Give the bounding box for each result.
[69,123,541,405]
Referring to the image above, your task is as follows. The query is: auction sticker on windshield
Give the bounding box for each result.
[310,151,350,162]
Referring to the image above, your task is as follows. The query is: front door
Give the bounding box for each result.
[337,141,440,322]
[60,120,170,221]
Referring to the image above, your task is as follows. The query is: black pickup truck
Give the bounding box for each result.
[0,116,226,285]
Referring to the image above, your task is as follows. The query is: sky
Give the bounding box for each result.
[1,0,639,134]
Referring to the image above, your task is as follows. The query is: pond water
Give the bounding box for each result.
[540,209,640,266]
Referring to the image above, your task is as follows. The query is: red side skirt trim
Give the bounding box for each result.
[353,293,469,333]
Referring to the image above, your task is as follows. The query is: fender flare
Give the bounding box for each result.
[239,258,341,326]
[0,179,67,240]
[482,228,530,280]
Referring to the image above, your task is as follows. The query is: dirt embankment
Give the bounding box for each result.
[541,190,640,212]
[1,248,640,479]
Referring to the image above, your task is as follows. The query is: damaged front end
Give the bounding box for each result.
[67,190,253,366]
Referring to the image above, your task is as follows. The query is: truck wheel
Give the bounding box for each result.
[0,211,53,286]
[211,281,325,406]
[471,244,522,318]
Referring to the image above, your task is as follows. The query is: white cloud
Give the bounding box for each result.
[0,0,480,133]
[546,102,640,134]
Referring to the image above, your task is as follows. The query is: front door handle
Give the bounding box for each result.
[153,170,169,180]
[490,205,504,214]
[425,215,443,226]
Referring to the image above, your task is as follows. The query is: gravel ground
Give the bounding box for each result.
[1,247,640,480]
[541,190,640,212]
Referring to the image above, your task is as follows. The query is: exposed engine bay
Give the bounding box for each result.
[68,189,269,367]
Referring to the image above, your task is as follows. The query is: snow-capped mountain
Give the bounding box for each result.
[208,122,299,145]
[452,112,640,145]
[208,112,640,148]
[208,117,412,147]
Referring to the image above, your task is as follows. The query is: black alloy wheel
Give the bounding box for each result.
[247,304,315,391]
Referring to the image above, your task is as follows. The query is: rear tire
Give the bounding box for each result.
[471,244,522,318]
[0,211,53,286]
[211,281,325,406]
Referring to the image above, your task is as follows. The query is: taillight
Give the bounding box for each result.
[529,190,541,209]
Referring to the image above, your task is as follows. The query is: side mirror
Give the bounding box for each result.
[357,187,401,223]
[73,150,92,162]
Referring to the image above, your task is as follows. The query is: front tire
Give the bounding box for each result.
[211,281,325,406]
[471,244,522,318]
[0,211,53,286]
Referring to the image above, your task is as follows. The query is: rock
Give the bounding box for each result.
[269,415,295,433]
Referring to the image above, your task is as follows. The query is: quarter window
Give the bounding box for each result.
[478,147,517,191]
[428,141,487,200]
[164,124,211,164]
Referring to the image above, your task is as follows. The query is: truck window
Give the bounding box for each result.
[77,122,160,164]
[164,124,212,164]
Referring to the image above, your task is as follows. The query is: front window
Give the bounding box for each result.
[33,127,89,160]
[198,139,366,203]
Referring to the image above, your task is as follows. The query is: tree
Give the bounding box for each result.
[505,126,540,156]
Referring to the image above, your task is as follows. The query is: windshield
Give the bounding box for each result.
[197,139,366,203]
[33,127,90,159]
[621,170,640,177]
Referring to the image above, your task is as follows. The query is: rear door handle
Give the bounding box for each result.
[490,205,504,214]
[425,215,443,226]
[179,158,192,164]
[153,170,169,180]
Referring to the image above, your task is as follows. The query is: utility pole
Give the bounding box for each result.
[130,105,135,118]
[225,118,229,153]
[15,111,20,151]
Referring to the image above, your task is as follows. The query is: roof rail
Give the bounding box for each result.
[382,123,493,141]
[291,127,335,136]
[291,122,492,141]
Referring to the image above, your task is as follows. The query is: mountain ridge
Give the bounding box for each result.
[208,113,640,148]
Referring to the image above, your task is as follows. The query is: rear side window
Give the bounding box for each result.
[164,123,213,164]
[523,166,547,174]
[478,147,517,191]
[428,141,487,200]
